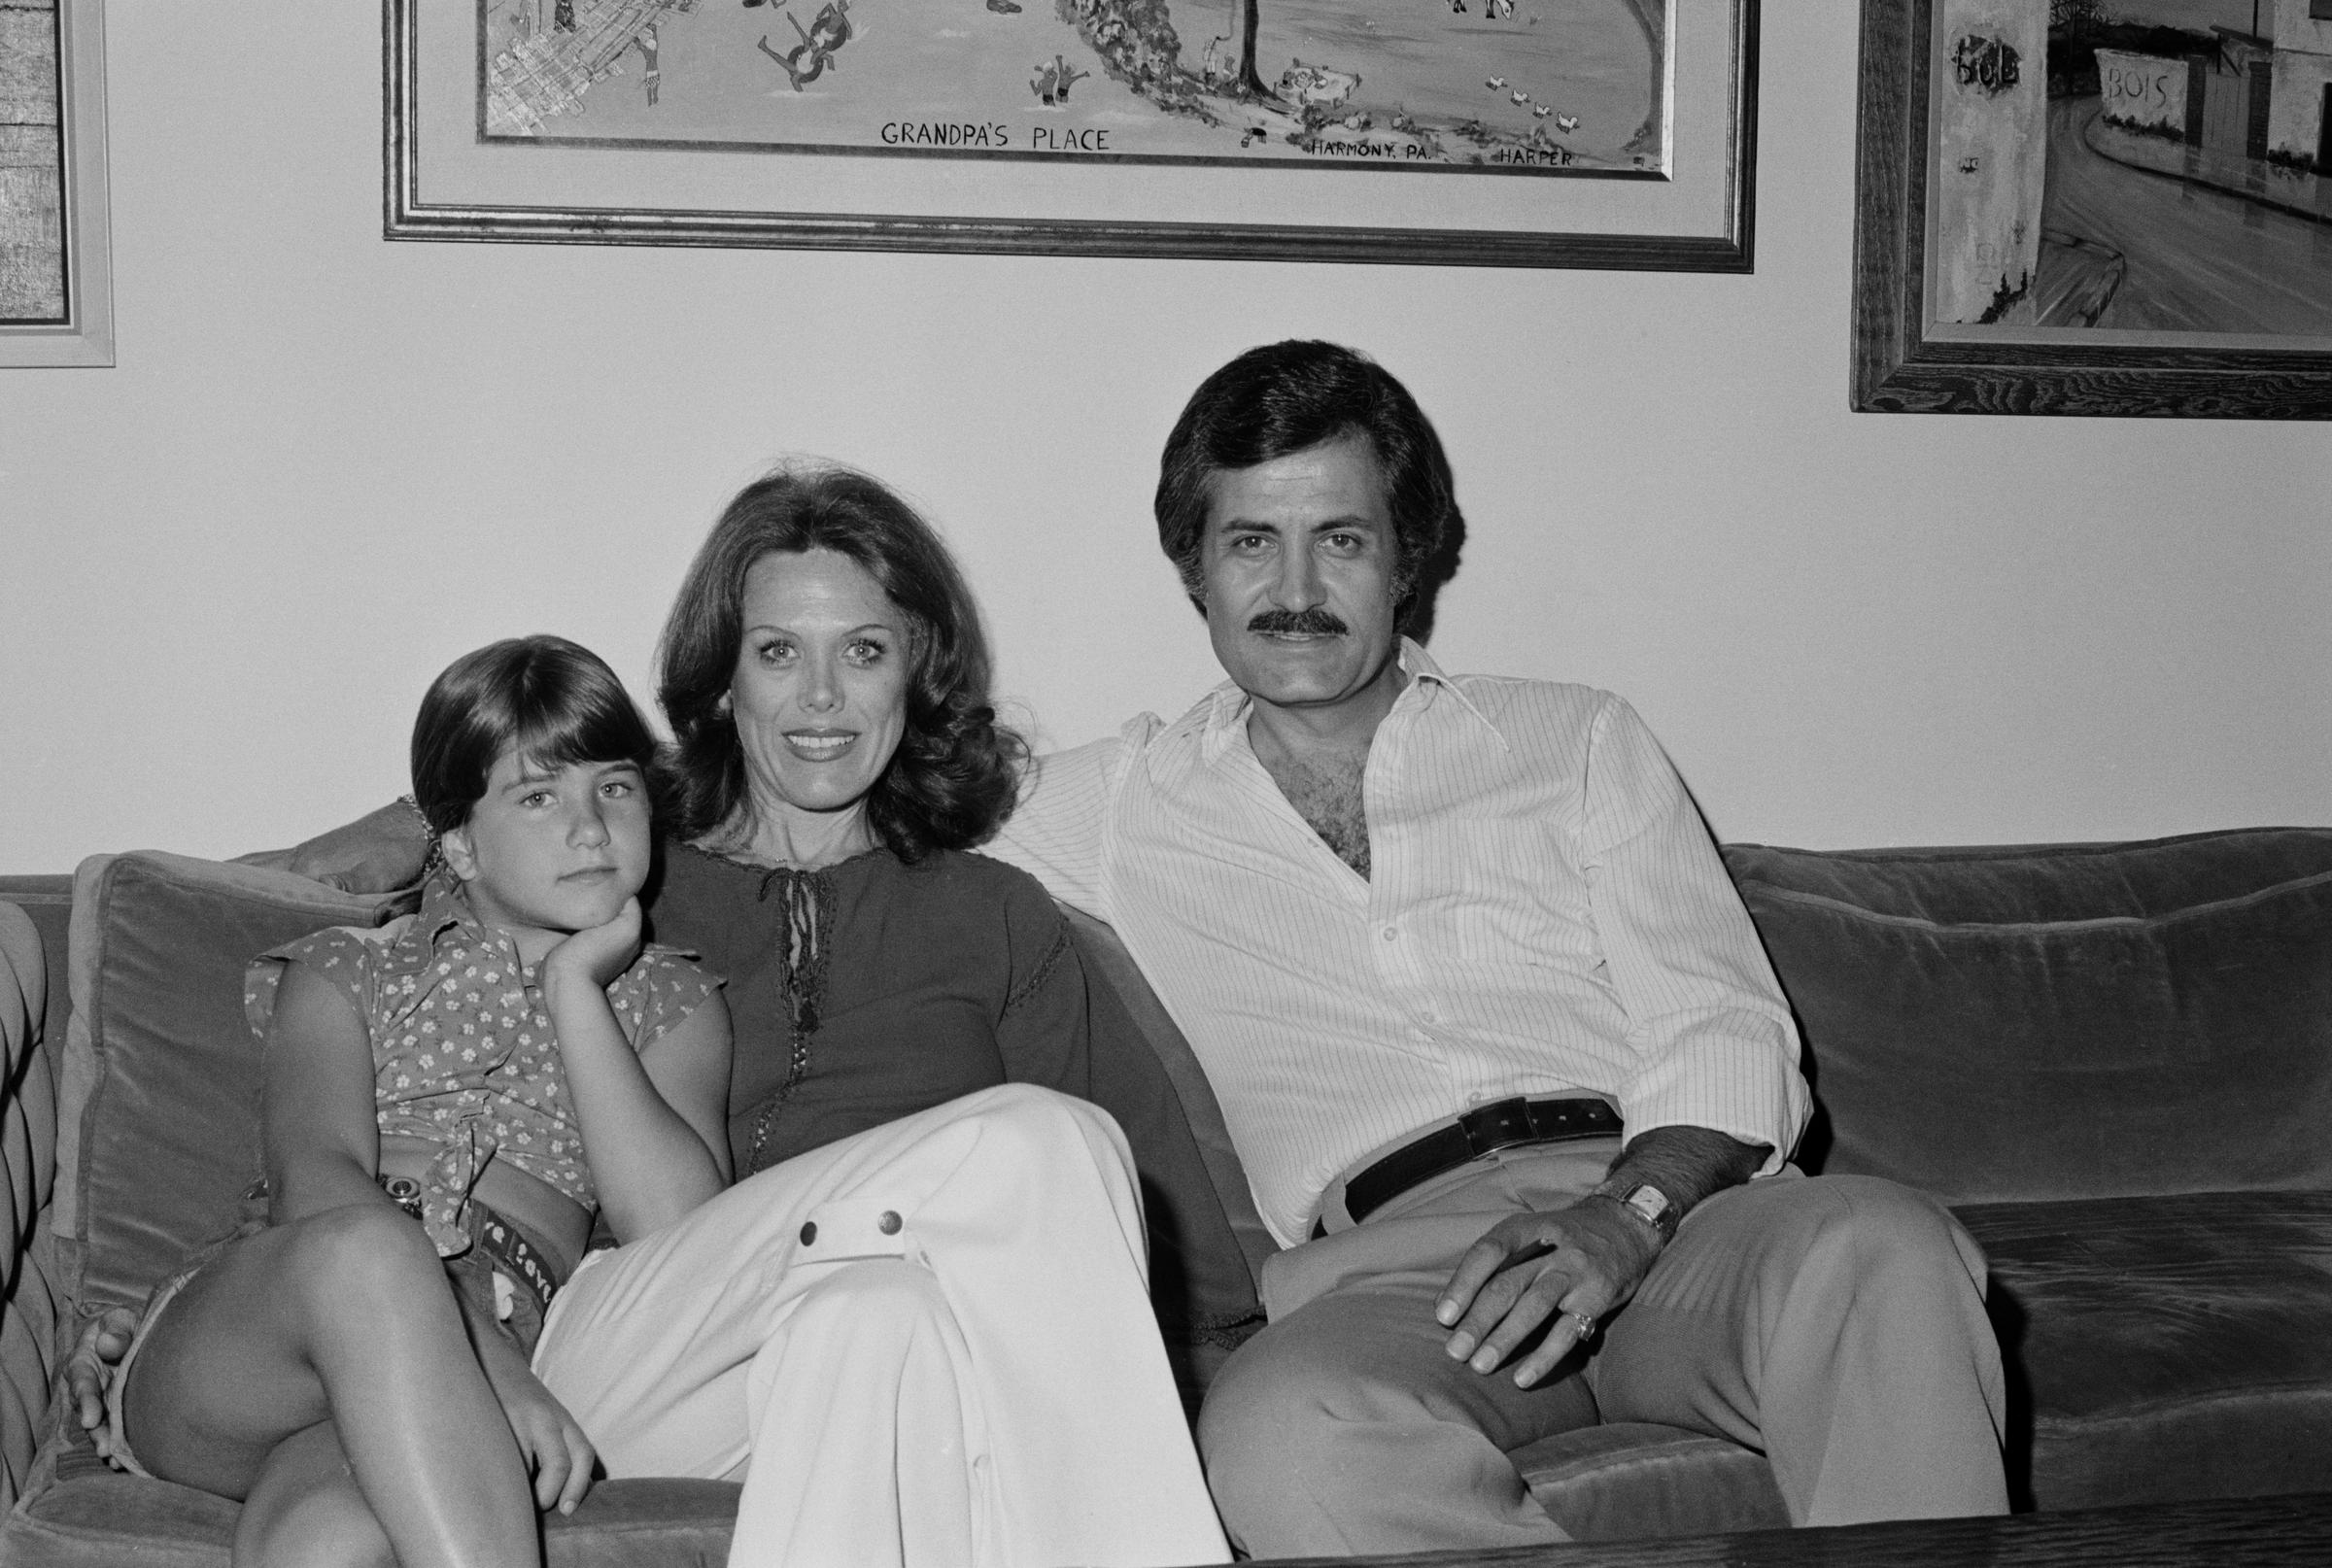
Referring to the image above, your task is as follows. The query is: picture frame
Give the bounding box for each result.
[0,0,113,368]
[385,0,1759,271]
[1853,0,2332,418]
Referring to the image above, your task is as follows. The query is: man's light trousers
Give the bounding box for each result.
[1198,1141,2006,1557]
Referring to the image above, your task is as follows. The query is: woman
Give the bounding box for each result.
[531,466,1228,1568]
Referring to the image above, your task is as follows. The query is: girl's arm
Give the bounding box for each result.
[263,952,599,1511]
[271,951,600,1510]
[540,899,733,1243]
[262,962,392,1221]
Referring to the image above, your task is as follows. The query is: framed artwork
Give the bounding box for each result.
[0,0,112,367]
[385,0,1758,269]
[1855,0,2332,417]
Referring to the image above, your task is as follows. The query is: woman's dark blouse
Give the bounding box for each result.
[645,841,1087,1172]
[639,839,1256,1337]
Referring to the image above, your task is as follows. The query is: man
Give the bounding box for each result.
[982,341,2006,1555]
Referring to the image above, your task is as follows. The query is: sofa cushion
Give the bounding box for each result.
[54,853,408,1318]
[1728,829,2332,924]
[1725,830,2332,1203]
[1958,1189,2332,1512]
[6,1442,739,1567]
[1515,1421,1788,1541]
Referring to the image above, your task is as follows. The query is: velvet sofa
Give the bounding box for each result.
[4,825,2330,1563]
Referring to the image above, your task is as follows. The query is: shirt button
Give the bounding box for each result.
[1382,926,1398,941]
[878,1210,904,1235]
[799,1221,817,1245]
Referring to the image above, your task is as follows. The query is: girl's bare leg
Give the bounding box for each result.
[125,1204,539,1568]
[234,1422,393,1568]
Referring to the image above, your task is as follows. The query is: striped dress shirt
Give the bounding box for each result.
[991,640,1811,1247]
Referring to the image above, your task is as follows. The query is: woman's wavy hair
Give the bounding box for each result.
[656,465,1025,862]
[410,635,659,836]
[1154,340,1458,628]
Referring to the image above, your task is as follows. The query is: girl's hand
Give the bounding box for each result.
[65,1308,141,1456]
[486,1359,599,1515]
[541,898,643,995]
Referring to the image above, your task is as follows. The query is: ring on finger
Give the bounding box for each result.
[1566,1311,1598,1343]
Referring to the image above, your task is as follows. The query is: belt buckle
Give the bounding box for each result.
[380,1175,425,1219]
[1458,1098,1533,1157]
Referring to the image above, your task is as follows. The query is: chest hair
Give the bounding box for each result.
[1259,747,1372,878]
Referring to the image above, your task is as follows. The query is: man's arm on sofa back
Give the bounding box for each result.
[233,799,430,895]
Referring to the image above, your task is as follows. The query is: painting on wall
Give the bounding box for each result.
[0,0,111,367]
[387,0,1758,268]
[1854,0,2332,416]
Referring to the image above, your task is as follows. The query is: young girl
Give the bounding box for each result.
[73,635,733,1568]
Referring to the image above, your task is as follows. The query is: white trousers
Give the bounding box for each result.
[532,1083,1229,1568]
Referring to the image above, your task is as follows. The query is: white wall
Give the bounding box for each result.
[3,4,2327,871]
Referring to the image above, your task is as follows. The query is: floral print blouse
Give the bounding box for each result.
[244,872,720,1256]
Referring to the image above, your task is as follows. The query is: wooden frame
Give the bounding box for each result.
[0,0,113,368]
[1853,0,2332,418]
[385,0,1758,271]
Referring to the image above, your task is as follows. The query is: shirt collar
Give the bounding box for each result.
[377,869,521,979]
[1198,637,1506,761]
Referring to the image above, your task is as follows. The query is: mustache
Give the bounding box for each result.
[1247,607,1350,637]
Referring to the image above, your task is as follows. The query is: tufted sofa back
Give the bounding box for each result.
[0,901,60,1511]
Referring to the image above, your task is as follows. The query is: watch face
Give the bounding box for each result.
[1623,1184,1676,1232]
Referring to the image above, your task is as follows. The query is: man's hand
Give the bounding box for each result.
[540,898,644,997]
[1434,1126,1769,1387]
[483,1352,598,1515]
[65,1307,140,1456]
[232,800,430,894]
[1435,1198,1661,1388]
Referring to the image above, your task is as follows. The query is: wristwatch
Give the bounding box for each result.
[1595,1182,1680,1244]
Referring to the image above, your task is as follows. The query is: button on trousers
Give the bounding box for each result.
[1197,1142,2006,1557]
[532,1084,1229,1568]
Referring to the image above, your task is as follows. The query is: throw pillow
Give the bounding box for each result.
[1727,830,2332,1204]
[56,853,407,1315]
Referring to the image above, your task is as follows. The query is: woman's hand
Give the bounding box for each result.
[482,1352,598,1515]
[540,898,644,996]
[65,1308,141,1457]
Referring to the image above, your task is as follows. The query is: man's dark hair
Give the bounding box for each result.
[1154,341,1458,618]
[410,635,659,836]
[656,463,1026,863]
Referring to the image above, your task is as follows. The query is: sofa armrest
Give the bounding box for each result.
[1059,904,1280,1284]
[1,901,61,1511]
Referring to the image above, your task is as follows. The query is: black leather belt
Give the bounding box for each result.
[1340,1096,1623,1225]
[379,1175,563,1317]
